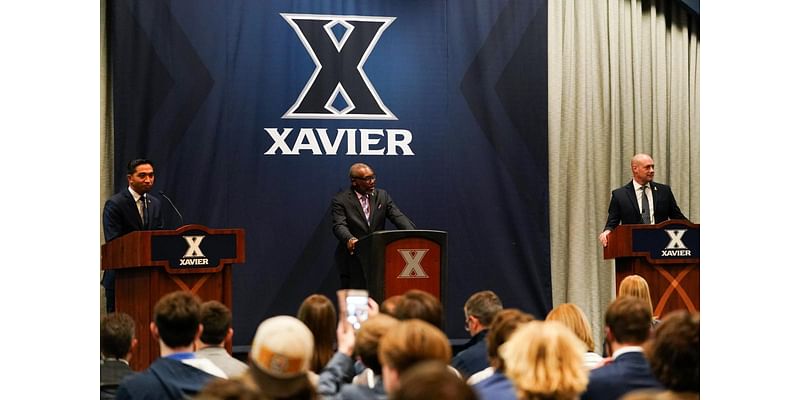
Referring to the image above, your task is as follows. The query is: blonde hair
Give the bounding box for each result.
[545,303,594,351]
[619,275,655,317]
[500,321,588,400]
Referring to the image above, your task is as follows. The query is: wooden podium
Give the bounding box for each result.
[101,224,245,370]
[355,230,447,306]
[604,220,699,318]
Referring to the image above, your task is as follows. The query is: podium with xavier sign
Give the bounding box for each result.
[101,224,245,371]
[604,220,699,318]
[355,230,447,306]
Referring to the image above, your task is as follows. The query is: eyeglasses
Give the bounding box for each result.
[353,175,376,182]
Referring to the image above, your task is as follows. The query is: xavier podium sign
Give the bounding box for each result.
[355,230,447,306]
[604,220,699,317]
[101,224,245,370]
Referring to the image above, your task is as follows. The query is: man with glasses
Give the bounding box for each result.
[332,163,416,288]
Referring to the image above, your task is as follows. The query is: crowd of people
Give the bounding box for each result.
[101,275,699,400]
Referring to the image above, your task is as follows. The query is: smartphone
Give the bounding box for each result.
[345,289,369,330]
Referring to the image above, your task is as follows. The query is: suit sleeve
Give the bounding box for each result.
[603,192,622,232]
[332,195,356,243]
[316,352,356,396]
[103,199,125,242]
[383,192,415,230]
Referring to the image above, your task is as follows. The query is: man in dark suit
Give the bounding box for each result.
[102,158,165,312]
[101,312,137,400]
[332,163,415,288]
[452,290,503,379]
[598,153,687,247]
[581,297,663,400]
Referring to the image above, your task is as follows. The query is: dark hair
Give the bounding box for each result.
[199,300,232,345]
[605,296,652,344]
[127,158,154,175]
[645,310,700,393]
[485,308,535,370]
[101,312,136,359]
[296,294,336,373]
[464,290,503,326]
[154,291,202,348]
[393,290,443,328]
[392,361,477,400]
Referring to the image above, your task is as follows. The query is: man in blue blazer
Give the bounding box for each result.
[581,297,663,400]
[102,159,164,312]
[598,153,687,247]
[332,163,415,288]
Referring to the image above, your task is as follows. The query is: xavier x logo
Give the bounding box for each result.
[183,236,206,258]
[397,249,429,278]
[665,229,688,250]
[281,13,397,120]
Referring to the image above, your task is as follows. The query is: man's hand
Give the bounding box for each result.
[336,318,356,357]
[598,230,612,247]
[347,237,358,254]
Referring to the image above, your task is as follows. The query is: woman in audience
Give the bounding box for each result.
[471,309,535,399]
[643,310,700,399]
[545,303,603,369]
[297,294,338,374]
[501,321,588,400]
[378,319,452,394]
[618,275,659,326]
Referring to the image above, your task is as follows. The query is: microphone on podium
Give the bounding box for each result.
[159,190,185,226]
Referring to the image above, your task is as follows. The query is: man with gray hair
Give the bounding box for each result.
[332,162,416,288]
[452,290,503,379]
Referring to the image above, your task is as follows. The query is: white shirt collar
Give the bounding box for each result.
[128,186,142,202]
[611,345,644,360]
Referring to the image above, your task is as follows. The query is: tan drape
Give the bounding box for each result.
[100,0,113,314]
[548,0,699,351]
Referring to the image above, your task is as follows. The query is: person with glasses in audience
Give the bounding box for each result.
[332,163,416,289]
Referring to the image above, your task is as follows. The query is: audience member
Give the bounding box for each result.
[116,291,226,400]
[501,320,588,400]
[379,295,402,317]
[471,309,535,398]
[390,360,478,400]
[100,312,137,400]
[452,290,503,379]
[581,297,663,400]
[546,303,603,369]
[392,290,443,328]
[317,313,399,399]
[619,275,660,326]
[297,294,338,374]
[378,319,452,394]
[637,310,700,400]
[195,300,249,378]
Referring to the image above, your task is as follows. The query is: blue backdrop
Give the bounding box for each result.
[109,0,550,344]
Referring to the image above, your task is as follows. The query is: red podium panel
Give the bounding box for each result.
[101,224,245,370]
[604,220,699,317]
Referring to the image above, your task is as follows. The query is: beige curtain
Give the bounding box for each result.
[100,0,114,314]
[548,0,699,351]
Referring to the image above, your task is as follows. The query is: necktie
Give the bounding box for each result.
[141,195,149,229]
[641,186,651,224]
[360,195,371,225]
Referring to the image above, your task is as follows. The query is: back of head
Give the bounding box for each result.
[101,312,136,359]
[296,294,336,373]
[605,296,653,344]
[354,313,399,372]
[378,319,452,374]
[249,315,316,399]
[645,310,700,393]
[154,291,202,348]
[391,361,477,400]
[393,289,443,328]
[200,300,232,345]
[464,290,503,327]
[380,295,402,317]
[619,275,654,316]
[485,308,535,370]
[500,321,588,400]
[546,303,595,352]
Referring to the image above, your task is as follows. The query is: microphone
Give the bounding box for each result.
[142,193,149,228]
[159,190,185,226]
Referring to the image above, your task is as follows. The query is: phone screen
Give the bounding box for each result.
[345,290,369,330]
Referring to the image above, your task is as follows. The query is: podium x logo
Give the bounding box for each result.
[665,229,688,249]
[397,249,429,278]
[183,236,206,258]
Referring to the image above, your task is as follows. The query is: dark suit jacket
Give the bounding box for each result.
[331,188,415,288]
[116,357,216,400]
[451,329,489,379]
[603,181,686,232]
[581,351,663,400]
[100,359,134,400]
